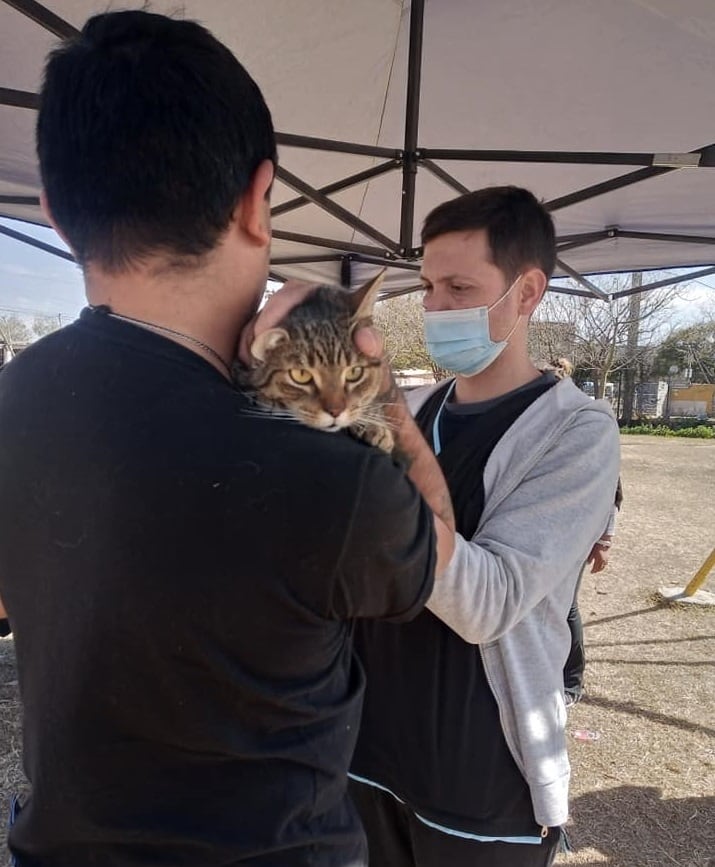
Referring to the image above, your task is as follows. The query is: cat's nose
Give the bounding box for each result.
[322,399,346,418]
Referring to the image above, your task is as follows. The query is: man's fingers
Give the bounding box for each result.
[237,280,319,365]
[237,321,258,366]
[238,285,386,367]
[354,326,384,358]
[259,280,317,330]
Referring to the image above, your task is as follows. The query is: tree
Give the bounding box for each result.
[0,316,31,353]
[528,319,577,366]
[652,320,715,383]
[32,316,62,339]
[534,274,683,402]
[374,293,446,379]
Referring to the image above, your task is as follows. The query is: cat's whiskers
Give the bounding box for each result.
[355,412,399,431]
[240,280,394,453]
[241,406,298,421]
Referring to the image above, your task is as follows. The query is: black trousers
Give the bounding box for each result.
[563,567,586,697]
[349,781,561,867]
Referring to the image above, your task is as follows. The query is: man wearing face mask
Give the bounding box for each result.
[349,186,621,867]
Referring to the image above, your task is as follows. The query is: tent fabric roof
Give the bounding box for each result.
[1,0,714,298]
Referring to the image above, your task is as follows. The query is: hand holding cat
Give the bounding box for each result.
[237,276,456,576]
[238,280,315,364]
[237,279,384,365]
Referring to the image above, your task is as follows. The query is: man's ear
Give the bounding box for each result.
[40,190,75,255]
[250,326,289,362]
[518,267,547,317]
[233,159,274,247]
[348,269,386,325]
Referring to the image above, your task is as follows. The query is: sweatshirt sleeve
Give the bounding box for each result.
[603,503,618,537]
[426,407,620,644]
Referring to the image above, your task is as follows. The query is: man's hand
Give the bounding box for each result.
[239,279,386,366]
[238,280,319,365]
[238,279,455,576]
[587,539,612,574]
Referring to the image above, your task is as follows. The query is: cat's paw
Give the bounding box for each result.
[352,423,394,454]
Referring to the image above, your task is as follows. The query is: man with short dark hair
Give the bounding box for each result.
[0,11,453,866]
[350,186,621,866]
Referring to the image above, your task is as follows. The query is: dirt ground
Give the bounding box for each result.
[556,436,715,867]
[1,435,714,866]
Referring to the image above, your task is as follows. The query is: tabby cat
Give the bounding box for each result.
[238,272,394,453]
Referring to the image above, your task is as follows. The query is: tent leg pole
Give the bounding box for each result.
[683,547,715,597]
[340,256,352,289]
[399,0,425,256]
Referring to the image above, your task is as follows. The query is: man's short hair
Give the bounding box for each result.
[37,10,277,271]
[421,186,556,281]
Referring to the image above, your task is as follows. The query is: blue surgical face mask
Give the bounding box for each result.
[423,275,522,376]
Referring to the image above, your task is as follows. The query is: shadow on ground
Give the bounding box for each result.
[565,785,715,867]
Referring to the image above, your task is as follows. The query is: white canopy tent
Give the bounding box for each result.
[1,0,715,302]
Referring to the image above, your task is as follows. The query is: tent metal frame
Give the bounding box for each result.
[1,0,715,301]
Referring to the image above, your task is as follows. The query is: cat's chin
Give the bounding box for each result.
[302,420,342,433]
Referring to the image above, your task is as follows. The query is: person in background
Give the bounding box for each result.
[548,358,622,706]
[349,187,621,867]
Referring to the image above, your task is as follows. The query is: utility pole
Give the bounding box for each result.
[620,272,642,424]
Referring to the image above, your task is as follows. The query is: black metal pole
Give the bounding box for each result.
[399,0,425,255]
[351,254,420,271]
[270,254,342,266]
[271,230,392,259]
[420,159,470,196]
[555,258,610,300]
[557,230,612,246]
[276,132,398,160]
[0,194,40,206]
[546,140,714,212]
[271,161,399,218]
[610,266,715,299]
[340,256,352,288]
[0,223,75,262]
[276,166,401,254]
[616,230,715,246]
[546,284,597,299]
[0,87,38,110]
[1,0,79,39]
[421,148,658,166]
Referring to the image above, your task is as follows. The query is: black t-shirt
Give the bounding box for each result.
[0,307,435,866]
[352,374,556,838]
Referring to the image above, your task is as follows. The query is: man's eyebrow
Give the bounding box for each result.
[419,273,475,284]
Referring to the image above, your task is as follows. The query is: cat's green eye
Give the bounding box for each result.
[289,368,313,385]
[345,366,364,383]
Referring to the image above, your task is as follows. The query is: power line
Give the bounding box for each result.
[0,303,76,319]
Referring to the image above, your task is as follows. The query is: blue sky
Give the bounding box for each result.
[0,220,84,325]
[1,217,712,330]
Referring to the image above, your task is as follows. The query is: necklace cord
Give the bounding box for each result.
[92,305,232,377]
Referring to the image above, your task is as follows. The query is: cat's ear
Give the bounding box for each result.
[348,269,386,322]
[250,327,290,362]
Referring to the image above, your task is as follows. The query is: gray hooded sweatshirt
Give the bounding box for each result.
[406,376,621,829]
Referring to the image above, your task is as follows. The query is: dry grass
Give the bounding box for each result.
[0,635,24,867]
[1,435,713,866]
[557,436,715,867]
